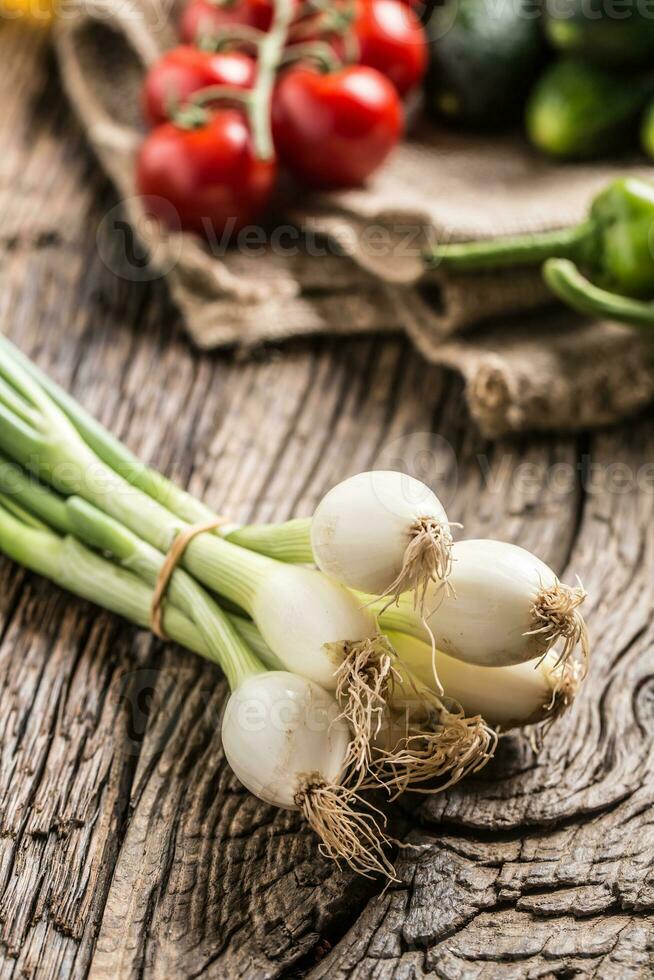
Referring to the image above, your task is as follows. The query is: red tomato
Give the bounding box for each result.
[136,111,277,238]
[355,0,427,97]
[272,66,402,189]
[142,46,255,126]
[180,0,296,43]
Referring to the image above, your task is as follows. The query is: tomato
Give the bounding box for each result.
[136,111,277,238]
[272,66,402,188]
[355,0,427,97]
[142,46,256,126]
[180,0,297,43]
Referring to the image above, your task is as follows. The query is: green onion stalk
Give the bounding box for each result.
[0,457,399,879]
[0,337,495,792]
[424,177,654,329]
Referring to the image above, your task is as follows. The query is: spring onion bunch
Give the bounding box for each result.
[0,338,590,876]
[0,338,494,805]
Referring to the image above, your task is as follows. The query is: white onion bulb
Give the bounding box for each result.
[387,631,580,730]
[311,470,452,598]
[423,539,589,669]
[223,670,397,878]
[222,671,350,809]
[251,563,378,690]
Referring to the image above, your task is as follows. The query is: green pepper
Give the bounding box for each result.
[589,177,654,297]
[425,177,654,327]
[543,259,654,328]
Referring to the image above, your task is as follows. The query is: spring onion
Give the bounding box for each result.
[384,631,581,731]
[310,470,454,603]
[376,539,589,671]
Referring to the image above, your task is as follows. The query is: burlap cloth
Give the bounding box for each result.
[53,0,654,437]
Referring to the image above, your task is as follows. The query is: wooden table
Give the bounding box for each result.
[1,23,653,980]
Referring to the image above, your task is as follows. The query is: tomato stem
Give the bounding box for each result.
[289,1,357,45]
[249,0,295,160]
[318,1,356,35]
[280,41,342,73]
[197,24,265,53]
[176,85,252,129]
[171,103,210,130]
[190,85,253,107]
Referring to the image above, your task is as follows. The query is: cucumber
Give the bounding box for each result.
[423,0,547,130]
[526,59,654,159]
[545,1,654,68]
[641,101,654,160]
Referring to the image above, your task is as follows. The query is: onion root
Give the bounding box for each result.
[296,776,398,880]
[384,516,456,611]
[528,580,590,674]
[330,635,398,773]
[370,690,498,798]
[539,657,583,736]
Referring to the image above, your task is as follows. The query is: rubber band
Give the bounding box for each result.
[150,518,228,639]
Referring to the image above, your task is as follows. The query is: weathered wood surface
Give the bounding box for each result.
[1,21,654,980]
